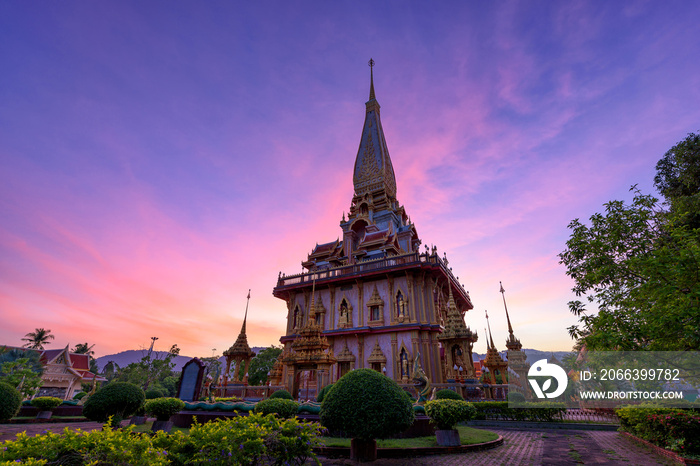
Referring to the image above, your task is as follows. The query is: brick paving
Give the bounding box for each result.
[313,429,679,465]
[1,423,681,465]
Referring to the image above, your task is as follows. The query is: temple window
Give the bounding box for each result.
[370,305,380,321]
[370,362,382,372]
[339,362,351,377]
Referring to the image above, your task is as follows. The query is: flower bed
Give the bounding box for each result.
[0,413,323,465]
[617,405,700,457]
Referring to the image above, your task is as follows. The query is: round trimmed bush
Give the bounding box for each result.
[254,398,299,419]
[508,391,526,403]
[317,383,334,403]
[83,382,145,427]
[145,388,165,399]
[30,396,63,411]
[424,399,476,430]
[144,397,185,421]
[320,369,415,441]
[269,389,293,400]
[435,389,463,401]
[73,391,87,400]
[0,382,22,421]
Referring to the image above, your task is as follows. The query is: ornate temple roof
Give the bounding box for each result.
[353,59,397,200]
[438,285,477,342]
[283,292,336,366]
[224,292,256,359]
[483,311,507,369]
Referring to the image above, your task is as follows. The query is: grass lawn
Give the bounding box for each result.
[320,425,499,448]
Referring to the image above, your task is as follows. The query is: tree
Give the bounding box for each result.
[72,343,95,356]
[0,348,44,398]
[112,344,180,391]
[21,328,54,350]
[560,133,700,351]
[654,132,700,228]
[247,346,283,385]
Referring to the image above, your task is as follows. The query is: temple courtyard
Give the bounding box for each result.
[0,422,678,465]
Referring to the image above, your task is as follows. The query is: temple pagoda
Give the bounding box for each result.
[273,61,475,398]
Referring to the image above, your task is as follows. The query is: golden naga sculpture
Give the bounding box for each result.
[412,352,431,404]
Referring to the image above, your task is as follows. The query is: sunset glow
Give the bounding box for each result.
[1,2,699,358]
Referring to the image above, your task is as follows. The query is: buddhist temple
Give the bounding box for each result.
[273,61,475,398]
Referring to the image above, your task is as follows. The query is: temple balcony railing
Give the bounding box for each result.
[276,251,470,305]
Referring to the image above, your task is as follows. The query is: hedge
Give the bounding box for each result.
[0,413,323,465]
[617,404,700,455]
[472,401,566,422]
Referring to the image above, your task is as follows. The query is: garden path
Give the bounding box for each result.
[314,428,679,465]
[0,423,680,465]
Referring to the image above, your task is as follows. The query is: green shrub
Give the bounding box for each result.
[0,382,22,421]
[30,396,63,411]
[425,399,476,430]
[646,411,700,454]
[144,397,185,421]
[145,388,165,399]
[269,389,293,400]
[616,405,683,438]
[508,391,526,403]
[317,383,334,403]
[320,368,415,441]
[471,401,566,422]
[83,382,145,427]
[435,389,463,400]
[164,413,322,465]
[254,398,299,419]
[0,413,324,466]
[0,423,170,465]
[73,391,87,400]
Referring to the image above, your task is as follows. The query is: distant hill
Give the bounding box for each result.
[95,347,270,372]
[473,348,573,365]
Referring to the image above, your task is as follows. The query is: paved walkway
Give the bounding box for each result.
[1,423,680,465]
[314,428,679,465]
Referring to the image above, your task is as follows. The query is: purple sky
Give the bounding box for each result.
[1,2,699,358]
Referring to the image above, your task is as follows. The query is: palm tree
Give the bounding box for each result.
[21,328,55,350]
[72,343,95,357]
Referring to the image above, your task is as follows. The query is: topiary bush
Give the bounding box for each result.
[0,382,22,421]
[508,391,526,403]
[30,396,63,411]
[73,391,87,400]
[317,383,334,403]
[83,382,145,427]
[254,398,299,419]
[435,389,463,401]
[320,368,415,441]
[145,388,165,399]
[144,397,185,421]
[269,389,293,400]
[425,399,477,430]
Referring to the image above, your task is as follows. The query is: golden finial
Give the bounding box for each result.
[368,58,376,101]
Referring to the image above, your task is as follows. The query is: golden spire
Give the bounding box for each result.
[368,58,376,101]
[241,289,250,334]
[500,282,514,337]
[486,310,496,349]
